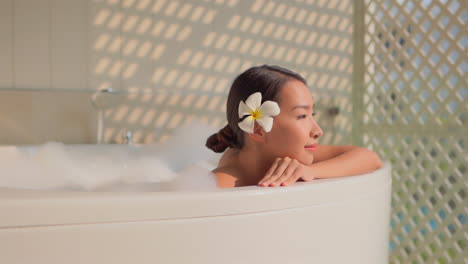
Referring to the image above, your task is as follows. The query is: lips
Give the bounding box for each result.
[304,144,318,151]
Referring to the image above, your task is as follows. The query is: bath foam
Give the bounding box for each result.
[0,121,220,191]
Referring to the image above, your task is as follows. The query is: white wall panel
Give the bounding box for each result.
[14,0,51,89]
[0,0,13,88]
[51,0,88,90]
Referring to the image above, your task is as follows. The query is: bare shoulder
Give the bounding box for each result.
[212,148,242,188]
[212,167,240,188]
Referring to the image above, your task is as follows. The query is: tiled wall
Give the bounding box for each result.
[0,0,92,144]
[0,90,97,145]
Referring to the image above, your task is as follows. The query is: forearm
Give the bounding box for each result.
[304,147,383,179]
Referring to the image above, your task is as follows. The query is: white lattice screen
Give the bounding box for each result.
[359,0,467,263]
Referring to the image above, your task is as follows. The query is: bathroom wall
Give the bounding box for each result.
[0,0,354,145]
[0,90,97,144]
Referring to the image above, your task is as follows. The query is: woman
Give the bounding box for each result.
[206,65,382,188]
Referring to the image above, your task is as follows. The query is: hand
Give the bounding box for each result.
[258,157,313,187]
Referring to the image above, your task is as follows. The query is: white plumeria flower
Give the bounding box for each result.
[238,92,280,134]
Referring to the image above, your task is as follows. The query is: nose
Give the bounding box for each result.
[310,119,323,139]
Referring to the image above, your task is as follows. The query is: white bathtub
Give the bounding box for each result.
[0,144,392,264]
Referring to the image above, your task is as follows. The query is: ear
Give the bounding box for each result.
[246,122,266,143]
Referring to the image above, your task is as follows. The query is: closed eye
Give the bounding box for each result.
[297,113,317,119]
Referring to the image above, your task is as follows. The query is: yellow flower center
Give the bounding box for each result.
[250,109,262,120]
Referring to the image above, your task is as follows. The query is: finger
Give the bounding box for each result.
[263,158,292,186]
[259,158,280,184]
[281,167,302,186]
[265,158,292,186]
[259,160,288,186]
[270,160,298,186]
[258,158,281,186]
[259,158,283,186]
[271,160,299,186]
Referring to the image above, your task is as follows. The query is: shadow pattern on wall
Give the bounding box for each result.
[89,0,354,144]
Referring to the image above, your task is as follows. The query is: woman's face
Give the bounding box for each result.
[263,80,323,165]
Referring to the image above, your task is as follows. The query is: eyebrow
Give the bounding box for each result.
[291,104,314,111]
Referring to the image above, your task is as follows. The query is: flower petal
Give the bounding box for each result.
[238,116,255,134]
[245,92,262,110]
[256,116,274,132]
[238,101,252,118]
[259,101,280,116]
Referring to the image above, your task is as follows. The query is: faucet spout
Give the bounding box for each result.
[123,130,133,144]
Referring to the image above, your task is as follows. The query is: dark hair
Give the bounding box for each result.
[206,65,307,153]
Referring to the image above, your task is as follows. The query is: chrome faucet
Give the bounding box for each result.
[123,130,133,144]
[90,88,124,144]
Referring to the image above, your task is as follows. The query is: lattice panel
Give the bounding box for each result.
[363,0,467,263]
[89,0,354,145]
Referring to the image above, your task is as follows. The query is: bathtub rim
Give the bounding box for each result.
[0,162,391,228]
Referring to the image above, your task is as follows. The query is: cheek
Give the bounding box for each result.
[265,120,314,163]
[268,123,305,149]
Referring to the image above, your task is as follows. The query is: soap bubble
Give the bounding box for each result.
[0,120,221,192]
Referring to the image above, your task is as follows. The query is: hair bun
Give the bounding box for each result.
[205,125,235,153]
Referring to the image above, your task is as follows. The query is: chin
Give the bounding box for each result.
[299,152,314,165]
[295,154,313,165]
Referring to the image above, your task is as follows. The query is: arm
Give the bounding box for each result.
[303,145,383,180]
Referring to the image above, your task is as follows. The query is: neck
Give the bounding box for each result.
[236,144,273,186]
